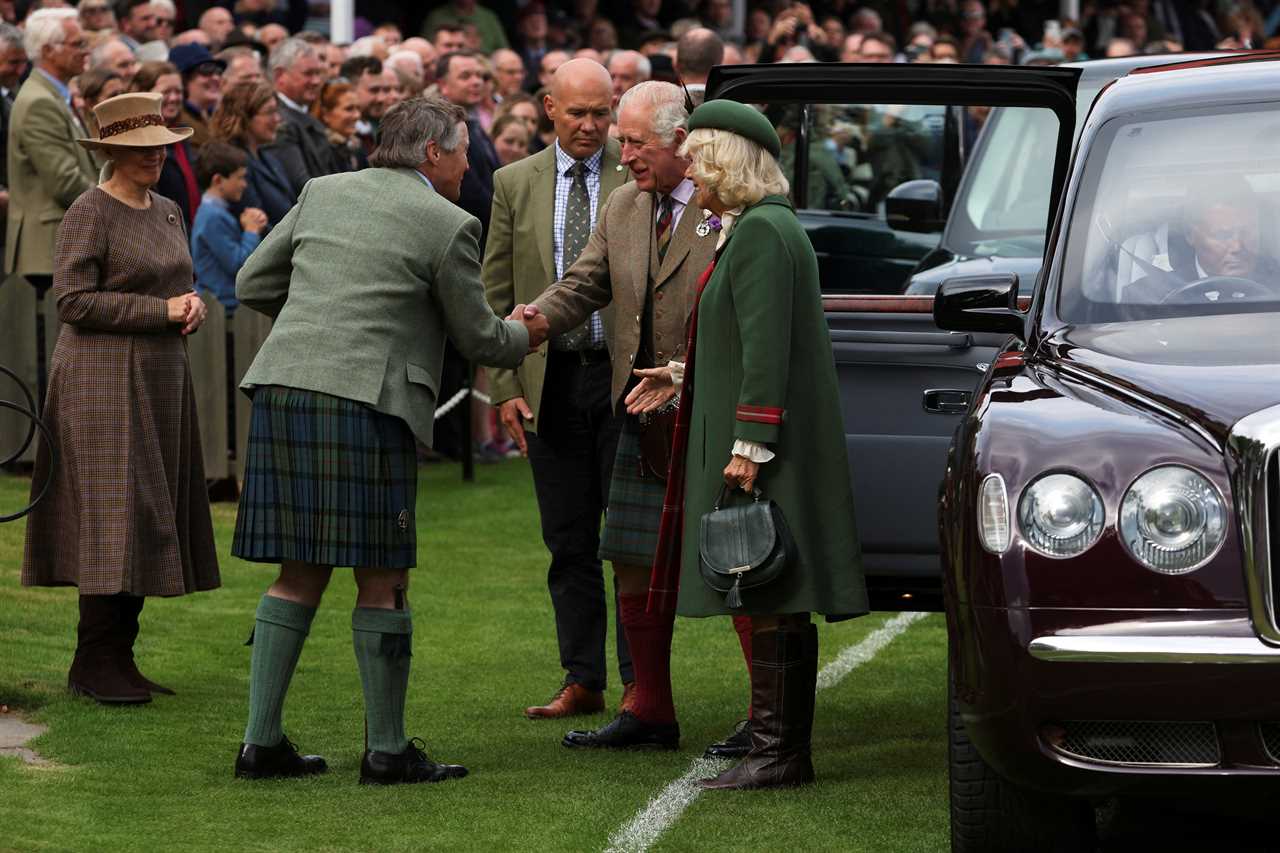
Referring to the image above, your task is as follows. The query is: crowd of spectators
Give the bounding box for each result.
[0,0,1270,462]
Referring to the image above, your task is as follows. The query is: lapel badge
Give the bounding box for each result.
[167,213,177,225]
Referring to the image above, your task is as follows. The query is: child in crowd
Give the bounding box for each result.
[191,142,269,312]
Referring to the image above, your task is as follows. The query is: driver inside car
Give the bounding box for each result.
[1125,177,1280,303]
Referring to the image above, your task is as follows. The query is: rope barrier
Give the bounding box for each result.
[433,387,492,418]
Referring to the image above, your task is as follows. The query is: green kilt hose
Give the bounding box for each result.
[598,415,666,566]
[676,196,869,621]
[232,386,418,570]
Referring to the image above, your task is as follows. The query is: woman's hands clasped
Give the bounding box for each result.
[167,292,207,335]
[625,366,677,415]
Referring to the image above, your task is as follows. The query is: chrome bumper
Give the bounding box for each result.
[1028,617,1280,664]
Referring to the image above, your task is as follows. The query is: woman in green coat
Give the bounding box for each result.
[627,100,868,790]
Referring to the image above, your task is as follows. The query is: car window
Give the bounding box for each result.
[1059,104,1280,324]
[771,102,946,216]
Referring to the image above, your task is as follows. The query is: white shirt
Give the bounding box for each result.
[277,92,308,114]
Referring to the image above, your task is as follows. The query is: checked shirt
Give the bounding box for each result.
[552,141,606,350]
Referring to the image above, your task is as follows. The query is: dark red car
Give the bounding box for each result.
[935,54,1280,850]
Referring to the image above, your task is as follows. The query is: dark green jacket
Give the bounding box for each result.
[677,196,868,620]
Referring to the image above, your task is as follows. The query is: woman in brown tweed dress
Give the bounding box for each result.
[22,93,220,705]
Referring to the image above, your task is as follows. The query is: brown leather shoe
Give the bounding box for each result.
[619,681,637,714]
[525,681,605,719]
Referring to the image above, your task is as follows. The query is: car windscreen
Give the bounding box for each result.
[1058,103,1280,324]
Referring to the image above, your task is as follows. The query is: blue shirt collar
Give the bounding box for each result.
[414,169,434,190]
[553,139,604,177]
[35,68,71,105]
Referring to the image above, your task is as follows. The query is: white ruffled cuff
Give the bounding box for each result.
[668,359,685,389]
[732,439,775,463]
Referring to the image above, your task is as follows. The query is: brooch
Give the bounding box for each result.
[167,213,177,225]
[695,213,722,238]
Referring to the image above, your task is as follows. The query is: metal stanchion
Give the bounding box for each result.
[461,362,474,483]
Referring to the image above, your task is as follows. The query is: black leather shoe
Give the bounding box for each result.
[704,719,751,759]
[562,711,679,750]
[360,737,468,785]
[235,738,328,780]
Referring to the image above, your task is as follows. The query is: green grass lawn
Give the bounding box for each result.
[0,464,949,853]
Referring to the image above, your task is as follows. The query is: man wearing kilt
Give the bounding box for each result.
[530,81,752,754]
[229,96,550,785]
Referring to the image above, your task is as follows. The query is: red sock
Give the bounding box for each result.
[732,615,754,719]
[619,593,676,725]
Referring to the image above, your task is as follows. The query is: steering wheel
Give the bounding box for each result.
[1158,276,1275,305]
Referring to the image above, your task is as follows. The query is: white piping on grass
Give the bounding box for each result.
[603,611,929,853]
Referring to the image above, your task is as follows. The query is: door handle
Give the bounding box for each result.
[923,389,970,415]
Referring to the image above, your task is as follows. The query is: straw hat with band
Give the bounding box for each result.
[77,92,193,150]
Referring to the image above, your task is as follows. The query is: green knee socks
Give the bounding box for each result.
[243,595,316,747]
[352,607,412,755]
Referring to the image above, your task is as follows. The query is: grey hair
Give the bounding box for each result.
[24,8,77,62]
[0,22,22,53]
[89,36,126,68]
[348,35,386,58]
[370,96,467,168]
[609,49,650,81]
[268,37,317,75]
[617,80,687,146]
[151,0,175,15]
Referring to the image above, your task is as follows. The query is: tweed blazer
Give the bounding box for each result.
[532,181,716,412]
[265,97,332,196]
[5,71,97,277]
[237,167,530,446]
[482,138,627,431]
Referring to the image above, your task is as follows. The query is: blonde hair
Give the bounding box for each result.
[680,127,788,211]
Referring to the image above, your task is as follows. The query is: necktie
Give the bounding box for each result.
[554,160,601,350]
[656,194,674,262]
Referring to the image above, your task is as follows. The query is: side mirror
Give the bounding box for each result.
[934,274,1025,338]
[885,179,945,233]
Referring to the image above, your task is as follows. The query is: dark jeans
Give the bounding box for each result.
[526,351,632,692]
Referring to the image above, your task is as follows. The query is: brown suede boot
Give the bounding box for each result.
[68,596,151,705]
[115,595,175,695]
[699,622,817,790]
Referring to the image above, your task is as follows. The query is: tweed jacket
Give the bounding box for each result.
[237,167,530,446]
[5,70,97,277]
[265,96,332,196]
[482,138,627,431]
[532,181,715,412]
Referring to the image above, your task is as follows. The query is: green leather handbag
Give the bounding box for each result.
[698,485,795,609]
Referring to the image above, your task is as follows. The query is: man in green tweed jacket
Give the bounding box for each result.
[231,97,548,787]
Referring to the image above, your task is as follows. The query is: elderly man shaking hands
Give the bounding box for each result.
[230,96,549,786]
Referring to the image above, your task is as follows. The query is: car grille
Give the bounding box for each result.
[1051,721,1220,767]
[1260,723,1280,764]
[1226,406,1280,645]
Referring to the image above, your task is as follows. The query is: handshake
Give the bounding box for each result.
[507,303,550,352]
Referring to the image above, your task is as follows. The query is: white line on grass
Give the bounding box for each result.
[603,611,929,853]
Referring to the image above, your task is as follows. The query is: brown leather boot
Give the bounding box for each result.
[68,596,151,705]
[525,680,605,719]
[699,622,817,790]
[115,595,175,695]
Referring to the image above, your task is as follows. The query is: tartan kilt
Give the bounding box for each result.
[231,386,418,569]
[599,415,666,566]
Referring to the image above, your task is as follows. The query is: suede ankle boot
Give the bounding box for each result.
[115,595,175,695]
[699,623,818,790]
[68,595,151,705]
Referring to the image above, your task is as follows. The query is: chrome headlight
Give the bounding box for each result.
[1018,473,1105,558]
[978,473,1010,554]
[1120,466,1226,574]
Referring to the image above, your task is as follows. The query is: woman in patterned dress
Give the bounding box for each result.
[22,92,220,705]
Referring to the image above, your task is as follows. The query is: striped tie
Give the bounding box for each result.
[655,194,674,262]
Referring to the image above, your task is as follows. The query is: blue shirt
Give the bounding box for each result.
[35,68,71,106]
[191,194,261,311]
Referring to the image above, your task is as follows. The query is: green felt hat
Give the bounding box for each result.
[687,99,781,159]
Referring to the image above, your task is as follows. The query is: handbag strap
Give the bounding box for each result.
[714,484,763,510]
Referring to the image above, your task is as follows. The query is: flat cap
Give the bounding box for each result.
[687,99,781,159]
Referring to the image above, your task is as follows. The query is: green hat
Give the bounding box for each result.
[687,99,781,159]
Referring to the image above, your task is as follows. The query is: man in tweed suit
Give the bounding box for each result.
[484,59,634,720]
[5,9,96,309]
[530,82,752,753]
